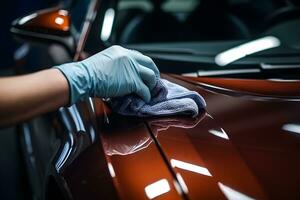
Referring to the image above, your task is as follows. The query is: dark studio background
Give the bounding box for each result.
[0,1,58,199]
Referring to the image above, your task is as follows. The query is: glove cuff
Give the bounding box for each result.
[54,62,91,105]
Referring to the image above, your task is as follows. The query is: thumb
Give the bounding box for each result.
[134,80,151,102]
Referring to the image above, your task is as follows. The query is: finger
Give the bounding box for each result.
[135,80,151,102]
[129,50,160,75]
[138,65,157,90]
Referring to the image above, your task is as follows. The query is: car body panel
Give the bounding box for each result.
[147,75,300,199]
[53,74,300,199]
[174,75,300,98]
[96,102,184,200]
[54,100,185,200]
[12,0,300,199]
[11,7,70,36]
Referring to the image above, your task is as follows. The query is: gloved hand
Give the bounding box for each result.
[55,45,159,105]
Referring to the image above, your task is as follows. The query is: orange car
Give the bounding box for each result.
[11,0,300,199]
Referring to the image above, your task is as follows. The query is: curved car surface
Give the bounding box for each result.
[11,0,300,199]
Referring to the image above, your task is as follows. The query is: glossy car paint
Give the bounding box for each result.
[49,74,300,200]
[175,76,300,98]
[12,0,300,199]
[148,75,300,199]
[54,100,184,200]
[11,8,70,36]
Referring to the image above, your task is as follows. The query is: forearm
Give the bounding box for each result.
[0,46,158,127]
[0,69,69,127]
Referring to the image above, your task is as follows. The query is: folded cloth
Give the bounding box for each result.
[109,79,206,117]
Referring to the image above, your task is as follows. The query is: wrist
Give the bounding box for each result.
[52,68,71,106]
[55,61,91,105]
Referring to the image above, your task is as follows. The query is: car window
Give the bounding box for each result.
[117,0,153,12]
[162,0,199,13]
[111,0,201,44]
[117,0,199,14]
[110,0,295,44]
[69,0,92,33]
[161,0,200,22]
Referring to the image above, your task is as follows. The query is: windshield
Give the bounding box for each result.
[110,0,300,44]
[90,0,300,79]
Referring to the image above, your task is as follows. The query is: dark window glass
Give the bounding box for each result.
[69,0,92,32]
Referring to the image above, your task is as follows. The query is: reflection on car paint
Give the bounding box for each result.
[55,102,98,172]
[98,101,256,200]
[50,75,300,199]
[55,107,76,172]
[68,106,86,132]
[18,13,38,25]
[170,159,212,177]
[208,128,229,140]
[218,182,255,200]
[175,75,300,100]
[14,8,70,33]
[107,162,116,178]
[148,110,267,200]
[102,113,205,156]
[215,36,280,66]
[98,102,184,200]
[175,173,188,194]
[282,123,300,135]
[55,132,74,171]
[144,179,171,199]
[89,97,95,113]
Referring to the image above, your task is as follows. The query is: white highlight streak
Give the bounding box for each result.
[282,124,300,134]
[171,159,212,176]
[101,8,115,41]
[18,13,37,25]
[145,179,170,199]
[107,162,115,178]
[215,36,280,66]
[218,182,255,200]
[209,128,229,140]
[176,173,189,194]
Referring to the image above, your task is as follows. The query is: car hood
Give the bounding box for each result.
[146,75,300,200]
[60,75,300,200]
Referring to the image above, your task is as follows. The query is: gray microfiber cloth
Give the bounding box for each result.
[109,79,206,117]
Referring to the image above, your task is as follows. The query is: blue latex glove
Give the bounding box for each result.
[55,45,159,105]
